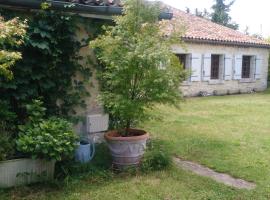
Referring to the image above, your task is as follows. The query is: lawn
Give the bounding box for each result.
[1,91,270,200]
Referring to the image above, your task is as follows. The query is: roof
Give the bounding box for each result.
[0,0,172,20]
[172,9,270,48]
[62,0,121,7]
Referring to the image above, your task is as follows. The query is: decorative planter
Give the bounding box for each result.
[75,140,95,163]
[0,158,55,188]
[105,129,149,168]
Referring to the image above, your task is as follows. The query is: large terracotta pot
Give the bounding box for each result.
[104,129,149,167]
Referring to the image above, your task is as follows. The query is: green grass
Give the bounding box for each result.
[2,91,270,199]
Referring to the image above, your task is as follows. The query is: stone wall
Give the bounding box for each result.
[172,43,269,97]
[73,24,104,135]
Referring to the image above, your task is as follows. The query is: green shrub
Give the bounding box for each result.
[55,143,113,180]
[17,117,78,161]
[141,140,172,172]
[16,100,78,161]
[0,100,16,161]
[0,133,14,161]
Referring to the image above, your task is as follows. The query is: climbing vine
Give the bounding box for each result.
[0,7,106,123]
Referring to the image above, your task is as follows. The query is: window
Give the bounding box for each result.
[211,55,220,80]
[242,56,251,78]
[176,54,187,69]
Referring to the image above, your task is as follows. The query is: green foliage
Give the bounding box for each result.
[0,133,14,161]
[268,54,270,81]
[0,16,27,79]
[0,9,92,122]
[141,140,172,172]
[17,100,78,161]
[55,140,171,181]
[211,0,239,30]
[0,100,16,161]
[267,40,270,81]
[25,99,46,124]
[55,143,112,180]
[90,0,185,134]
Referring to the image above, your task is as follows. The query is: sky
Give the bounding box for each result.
[157,0,270,38]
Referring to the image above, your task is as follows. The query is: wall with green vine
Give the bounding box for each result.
[0,8,107,127]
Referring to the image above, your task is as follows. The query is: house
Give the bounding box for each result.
[0,0,173,138]
[171,9,270,96]
[1,1,269,132]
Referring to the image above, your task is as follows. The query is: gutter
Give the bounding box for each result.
[182,37,270,49]
[0,0,173,20]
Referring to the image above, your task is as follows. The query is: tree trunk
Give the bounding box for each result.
[125,120,131,136]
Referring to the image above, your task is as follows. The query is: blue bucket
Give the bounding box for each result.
[75,140,95,163]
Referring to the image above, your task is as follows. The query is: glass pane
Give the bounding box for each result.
[211,55,220,79]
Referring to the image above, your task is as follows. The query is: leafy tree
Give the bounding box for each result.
[91,0,185,135]
[0,17,27,79]
[0,17,26,161]
[211,0,239,30]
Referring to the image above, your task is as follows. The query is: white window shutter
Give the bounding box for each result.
[190,53,202,82]
[234,55,242,80]
[202,54,211,81]
[255,56,262,79]
[224,54,233,80]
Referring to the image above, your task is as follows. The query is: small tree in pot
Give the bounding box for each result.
[90,0,185,167]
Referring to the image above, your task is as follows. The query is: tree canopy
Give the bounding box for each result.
[187,0,239,30]
[0,17,27,79]
[211,0,239,30]
[90,0,185,134]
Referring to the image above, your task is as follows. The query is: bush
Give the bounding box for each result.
[0,133,14,161]
[141,140,172,172]
[0,100,16,161]
[55,143,113,180]
[16,100,78,161]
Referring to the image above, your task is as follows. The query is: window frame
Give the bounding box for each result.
[241,55,252,79]
[176,53,192,83]
[176,54,188,70]
[210,54,220,80]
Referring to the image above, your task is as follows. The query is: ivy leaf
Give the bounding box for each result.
[30,41,50,51]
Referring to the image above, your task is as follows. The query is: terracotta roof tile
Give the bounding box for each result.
[172,9,270,48]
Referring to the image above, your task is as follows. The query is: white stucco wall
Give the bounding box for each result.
[172,42,269,97]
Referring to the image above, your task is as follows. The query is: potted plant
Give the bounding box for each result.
[1,100,78,188]
[90,0,185,168]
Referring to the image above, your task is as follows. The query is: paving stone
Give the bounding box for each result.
[174,157,256,190]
